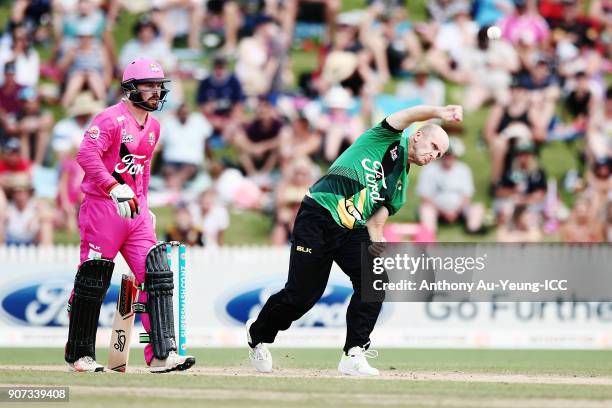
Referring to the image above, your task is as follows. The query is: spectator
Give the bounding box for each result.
[0,139,32,190]
[460,25,519,112]
[561,195,604,242]
[484,79,540,182]
[377,10,422,78]
[494,139,547,223]
[56,143,84,233]
[165,203,204,246]
[550,71,594,141]
[190,189,230,247]
[196,55,244,143]
[271,156,318,245]
[0,23,40,87]
[587,86,611,163]
[278,115,322,169]
[58,24,111,107]
[499,0,550,47]
[11,0,53,42]
[236,15,287,97]
[473,0,515,27]
[396,61,445,106]
[51,92,101,162]
[0,62,25,142]
[282,0,340,46]
[158,103,213,191]
[318,86,364,162]
[1,174,53,246]
[234,98,284,177]
[119,16,177,71]
[427,2,478,83]
[606,200,612,243]
[496,203,542,242]
[417,137,485,234]
[14,87,53,165]
[520,57,560,133]
[149,0,203,50]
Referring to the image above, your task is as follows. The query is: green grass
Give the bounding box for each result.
[1,348,612,407]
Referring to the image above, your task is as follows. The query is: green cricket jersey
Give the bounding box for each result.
[309,119,410,229]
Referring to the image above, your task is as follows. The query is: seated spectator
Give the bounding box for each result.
[561,196,604,242]
[234,98,284,177]
[484,79,540,182]
[473,0,515,27]
[318,86,364,162]
[118,16,177,71]
[0,23,40,87]
[313,18,383,98]
[165,203,204,246]
[494,139,547,224]
[460,26,519,111]
[499,0,549,47]
[395,61,445,106]
[14,87,53,165]
[52,92,101,162]
[56,144,83,232]
[190,189,230,247]
[417,137,485,234]
[0,139,32,189]
[2,174,53,246]
[0,62,24,142]
[59,24,111,107]
[158,103,213,191]
[236,15,287,97]
[149,0,203,50]
[278,115,322,169]
[271,156,318,245]
[196,55,244,143]
[377,10,422,79]
[56,0,106,49]
[11,0,53,43]
[550,71,594,141]
[496,203,542,242]
[587,86,611,163]
[519,56,560,134]
[585,158,612,208]
[426,2,478,83]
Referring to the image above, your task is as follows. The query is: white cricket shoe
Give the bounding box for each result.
[149,351,196,373]
[246,318,273,373]
[67,356,105,372]
[338,346,380,377]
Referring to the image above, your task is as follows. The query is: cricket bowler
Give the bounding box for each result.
[246,104,462,376]
[64,58,195,373]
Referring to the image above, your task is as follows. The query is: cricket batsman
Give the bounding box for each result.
[64,58,195,373]
[246,105,462,376]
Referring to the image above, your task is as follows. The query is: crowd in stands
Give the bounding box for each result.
[0,0,610,246]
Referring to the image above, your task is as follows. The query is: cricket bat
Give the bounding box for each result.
[108,274,138,372]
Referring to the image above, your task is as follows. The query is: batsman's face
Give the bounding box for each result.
[137,82,163,109]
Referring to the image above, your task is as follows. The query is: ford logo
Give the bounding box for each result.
[0,277,126,327]
[224,282,357,327]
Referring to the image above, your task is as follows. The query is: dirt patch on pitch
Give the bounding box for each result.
[2,364,612,386]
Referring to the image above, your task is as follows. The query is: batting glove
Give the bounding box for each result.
[108,183,140,219]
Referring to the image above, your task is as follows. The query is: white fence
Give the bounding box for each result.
[1,245,612,349]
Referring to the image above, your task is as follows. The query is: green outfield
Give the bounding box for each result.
[1,348,612,407]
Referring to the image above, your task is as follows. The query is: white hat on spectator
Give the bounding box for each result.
[324,86,354,110]
[501,122,532,141]
[67,92,103,117]
[322,51,358,84]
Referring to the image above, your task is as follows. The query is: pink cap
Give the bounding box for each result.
[122,58,166,83]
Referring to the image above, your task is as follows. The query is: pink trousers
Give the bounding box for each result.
[78,195,157,364]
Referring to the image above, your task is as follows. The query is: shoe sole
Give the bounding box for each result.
[68,365,105,373]
[150,357,196,374]
[338,365,379,377]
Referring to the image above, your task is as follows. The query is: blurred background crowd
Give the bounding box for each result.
[0,0,609,246]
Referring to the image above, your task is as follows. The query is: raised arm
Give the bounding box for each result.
[386,105,463,131]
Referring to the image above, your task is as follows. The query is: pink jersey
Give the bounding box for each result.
[77,100,160,200]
